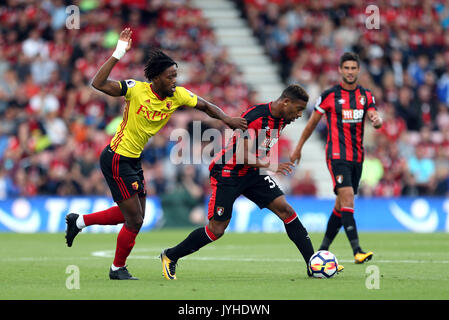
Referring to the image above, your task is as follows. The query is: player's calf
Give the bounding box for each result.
[161,224,222,280]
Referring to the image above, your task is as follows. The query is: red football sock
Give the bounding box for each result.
[83,206,125,226]
[113,224,139,268]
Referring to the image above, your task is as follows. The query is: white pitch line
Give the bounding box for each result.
[2,248,448,264]
[90,249,449,264]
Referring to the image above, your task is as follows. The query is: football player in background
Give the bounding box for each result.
[291,52,383,265]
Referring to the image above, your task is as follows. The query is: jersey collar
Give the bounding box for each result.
[150,83,166,101]
[339,82,359,92]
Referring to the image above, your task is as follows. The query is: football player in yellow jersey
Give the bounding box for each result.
[65,28,247,280]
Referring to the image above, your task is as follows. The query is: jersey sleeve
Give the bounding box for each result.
[365,90,377,111]
[240,112,261,141]
[175,86,198,108]
[314,91,333,114]
[118,79,139,101]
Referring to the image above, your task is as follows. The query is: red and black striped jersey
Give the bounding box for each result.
[315,83,376,163]
[209,102,286,177]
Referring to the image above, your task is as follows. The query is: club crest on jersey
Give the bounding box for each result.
[166,101,172,109]
[338,99,345,104]
[336,175,344,184]
[216,207,224,216]
[132,181,139,190]
[359,95,366,106]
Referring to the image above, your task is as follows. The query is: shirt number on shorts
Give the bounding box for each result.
[264,176,276,189]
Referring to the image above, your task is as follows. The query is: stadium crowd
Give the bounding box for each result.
[0,0,448,218]
[0,0,252,216]
[238,0,449,197]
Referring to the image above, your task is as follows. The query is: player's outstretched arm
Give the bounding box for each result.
[195,97,247,131]
[91,28,133,97]
[290,111,322,165]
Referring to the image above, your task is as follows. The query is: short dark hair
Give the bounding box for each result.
[280,84,309,103]
[339,52,360,67]
[144,49,178,81]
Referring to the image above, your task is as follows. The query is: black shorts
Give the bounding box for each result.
[100,145,147,203]
[327,159,363,195]
[207,171,284,221]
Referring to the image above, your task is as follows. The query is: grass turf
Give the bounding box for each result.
[1,230,448,300]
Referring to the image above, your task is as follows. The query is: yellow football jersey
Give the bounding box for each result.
[110,79,198,158]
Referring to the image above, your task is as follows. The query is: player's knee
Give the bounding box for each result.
[211,227,225,239]
[339,193,354,208]
[340,198,354,209]
[208,223,227,239]
[126,216,143,231]
[277,204,296,222]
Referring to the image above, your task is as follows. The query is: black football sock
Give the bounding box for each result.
[340,207,361,255]
[166,226,217,261]
[284,213,315,265]
[319,209,342,250]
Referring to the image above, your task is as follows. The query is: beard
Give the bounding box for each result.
[343,76,358,85]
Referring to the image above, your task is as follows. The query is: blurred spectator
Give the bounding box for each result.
[407,55,431,87]
[395,86,422,131]
[22,29,48,59]
[437,65,449,104]
[0,166,20,199]
[407,144,436,195]
[291,170,317,196]
[418,125,438,158]
[432,167,449,196]
[411,85,438,129]
[374,171,402,197]
[360,150,384,197]
[378,103,406,143]
[160,164,206,228]
[401,172,420,197]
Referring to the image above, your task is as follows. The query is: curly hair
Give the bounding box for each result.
[144,48,178,81]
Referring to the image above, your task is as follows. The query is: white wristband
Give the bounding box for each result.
[112,40,128,60]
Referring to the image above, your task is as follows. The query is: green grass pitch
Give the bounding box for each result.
[1,230,448,300]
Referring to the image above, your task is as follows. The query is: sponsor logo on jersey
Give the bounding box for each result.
[342,108,364,123]
[136,104,170,121]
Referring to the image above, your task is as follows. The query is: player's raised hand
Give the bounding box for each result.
[112,28,132,60]
[119,28,133,52]
[225,117,248,131]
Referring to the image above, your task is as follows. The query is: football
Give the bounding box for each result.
[309,250,338,278]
